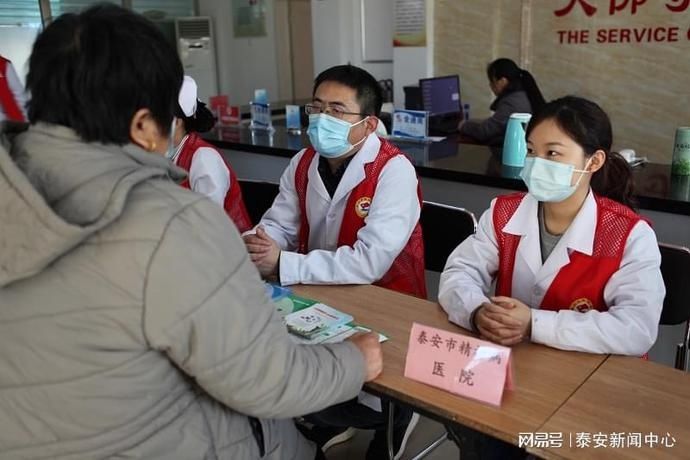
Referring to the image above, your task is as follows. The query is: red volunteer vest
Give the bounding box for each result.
[0,57,26,122]
[494,192,642,313]
[177,132,252,233]
[294,139,427,298]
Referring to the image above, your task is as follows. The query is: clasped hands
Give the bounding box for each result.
[473,296,532,346]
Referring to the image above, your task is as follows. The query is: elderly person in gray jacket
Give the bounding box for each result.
[460,58,545,146]
[0,5,381,460]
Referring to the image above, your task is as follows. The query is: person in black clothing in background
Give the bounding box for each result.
[460,58,545,146]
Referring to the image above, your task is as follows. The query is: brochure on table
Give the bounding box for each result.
[268,286,388,344]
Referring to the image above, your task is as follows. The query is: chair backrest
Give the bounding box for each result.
[659,242,690,325]
[378,78,393,103]
[238,179,280,226]
[420,201,477,272]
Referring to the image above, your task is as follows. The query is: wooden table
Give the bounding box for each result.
[292,284,607,445]
[530,356,690,460]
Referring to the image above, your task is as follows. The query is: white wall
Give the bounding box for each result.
[199,0,396,104]
[0,26,41,85]
[198,0,280,105]
[310,0,393,81]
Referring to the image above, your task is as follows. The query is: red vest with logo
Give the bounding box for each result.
[494,192,642,313]
[294,139,427,298]
[176,132,252,233]
[0,57,26,122]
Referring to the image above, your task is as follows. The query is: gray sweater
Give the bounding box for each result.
[0,123,366,459]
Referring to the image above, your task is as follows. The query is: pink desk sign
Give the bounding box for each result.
[404,322,514,406]
[209,95,241,126]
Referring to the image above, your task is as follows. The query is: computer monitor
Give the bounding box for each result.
[419,75,461,116]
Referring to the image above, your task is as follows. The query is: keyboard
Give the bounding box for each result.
[428,115,461,136]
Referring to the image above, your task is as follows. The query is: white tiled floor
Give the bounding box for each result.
[325,414,459,460]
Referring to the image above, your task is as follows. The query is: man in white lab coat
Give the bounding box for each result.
[0,55,28,123]
[244,64,425,297]
[244,64,423,459]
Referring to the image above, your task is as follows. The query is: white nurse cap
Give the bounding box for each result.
[178,75,198,117]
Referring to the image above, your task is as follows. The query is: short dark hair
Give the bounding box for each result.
[26,4,183,144]
[313,65,383,117]
[526,95,636,209]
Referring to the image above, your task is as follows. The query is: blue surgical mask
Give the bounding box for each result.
[520,156,591,202]
[307,113,368,158]
[165,117,177,160]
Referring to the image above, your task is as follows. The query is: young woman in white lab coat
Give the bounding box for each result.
[169,76,252,232]
[439,96,665,357]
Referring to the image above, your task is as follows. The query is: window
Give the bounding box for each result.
[0,0,42,26]
[0,0,197,80]
[132,0,195,20]
[49,0,120,18]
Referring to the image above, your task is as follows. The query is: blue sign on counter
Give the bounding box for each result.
[392,109,428,139]
[254,88,268,105]
[250,102,273,131]
[286,105,301,134]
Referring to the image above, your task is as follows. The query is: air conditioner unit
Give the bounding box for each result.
[175,17,218,105]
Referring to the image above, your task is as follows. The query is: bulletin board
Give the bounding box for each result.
[233,0,267,38]
[394,0,427,46]
[360,0,394,62]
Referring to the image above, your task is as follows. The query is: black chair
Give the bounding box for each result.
[420,201,477,272]
[658,242,690,371]
[378,112,392,134]
[238,179,280,226]
[378,78,394,103]
[401,202,476,458]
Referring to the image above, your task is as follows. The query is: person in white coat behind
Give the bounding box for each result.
[169,75,252,232]
[439,95,665,459]
[243,64,423,460]
[0,54,28,122]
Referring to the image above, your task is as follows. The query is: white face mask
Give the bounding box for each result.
[520,156,592,202]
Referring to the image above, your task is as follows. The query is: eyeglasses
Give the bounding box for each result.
[304,103,366,119]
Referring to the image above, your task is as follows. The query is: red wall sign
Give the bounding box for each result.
[553,0,690,45]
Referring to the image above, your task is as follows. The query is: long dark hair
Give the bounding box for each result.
[175,100,216,134]
[526,96,636,209]
[487,58,545,114]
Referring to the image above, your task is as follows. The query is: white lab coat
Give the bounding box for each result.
[171,134,230,207]
[0,59,28,122]
[438,191,665,355]
[258,133,420,286]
